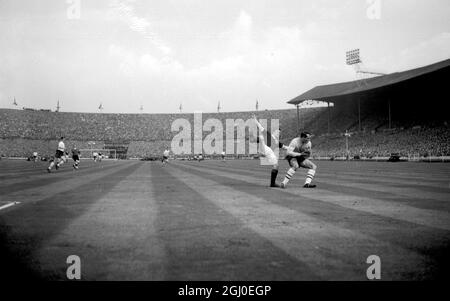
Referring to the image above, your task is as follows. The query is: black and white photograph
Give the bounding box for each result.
[0,0,449,292]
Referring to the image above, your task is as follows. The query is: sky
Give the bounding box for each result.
[0,0,449,113]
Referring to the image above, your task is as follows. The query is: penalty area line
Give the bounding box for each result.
[0,202,20,211]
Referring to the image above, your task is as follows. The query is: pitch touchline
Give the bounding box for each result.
[0,202,20,211]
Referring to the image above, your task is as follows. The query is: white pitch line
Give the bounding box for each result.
[0,201,20,211]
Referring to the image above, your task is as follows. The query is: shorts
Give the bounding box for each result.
[286,155,307,167]
[163,156,168,160]
[55,150,64,159]
[72,155,79,161]
[260,145,279,165]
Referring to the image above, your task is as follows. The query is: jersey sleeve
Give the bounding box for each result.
[288,139,297,150]
[286,139,299,155]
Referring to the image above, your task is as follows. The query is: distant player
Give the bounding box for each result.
[280,132,317,188]
[98,152,103,162]
[162,149,170,165]
[72,146,80,170]
[32,151,38,162]
[47,137,66,172]
[221,151,226,161]
[252,115,288,187]
[93,151,98,162]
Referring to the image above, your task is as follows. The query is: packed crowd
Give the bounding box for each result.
[0,108,305,141]
[0,107,448,158]
[312,125,450,158]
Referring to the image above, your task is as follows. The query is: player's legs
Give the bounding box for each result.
[253,116,266,134]
[73,156,79,169]
[253,116,275,150]
[47,158,55,172]
[280,157,299,188]
[270,162,280,187]
[57,157,65,168]
[263,145,280,187]
[258,144,280,187]
[53,151,62,170]
[300,159,317,188]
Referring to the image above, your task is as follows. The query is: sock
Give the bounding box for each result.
[282,168,296,185]
[270,169,278,186]
[48,162,54,169]
[305,169,316,185]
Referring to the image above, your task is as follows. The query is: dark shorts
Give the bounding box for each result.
[163,156,168,160]
[55,150,64,158]
[286,155,307,167]
[72,155,79,161]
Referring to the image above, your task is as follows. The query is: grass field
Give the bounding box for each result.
[0,158,449,280]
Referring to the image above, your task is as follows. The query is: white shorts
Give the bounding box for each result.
[260,144,279,165]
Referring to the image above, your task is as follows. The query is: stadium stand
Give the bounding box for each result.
[0,108,303,158]
[0,106,448,159]
[1,59,448,159]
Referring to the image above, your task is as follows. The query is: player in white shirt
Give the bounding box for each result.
[47,137,66,172]
[93,151,99,162]
[162,149,170,165]
[280,132,317,188]
[32,151,38,162]
[252,115,289,187]
[221,151,226,161]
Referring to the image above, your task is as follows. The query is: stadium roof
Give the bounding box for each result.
[287,58,450,105]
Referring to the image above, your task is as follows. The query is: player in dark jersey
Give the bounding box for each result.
[72,147,80,170]
[162,149,170,165]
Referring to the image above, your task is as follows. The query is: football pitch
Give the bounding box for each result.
[0,158,449,280]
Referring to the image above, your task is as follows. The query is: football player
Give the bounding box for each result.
[47,137,66,172]
[280,132,317,188]
[72,146,80,169]
[162,149,170,165]
[253,115,288,187]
